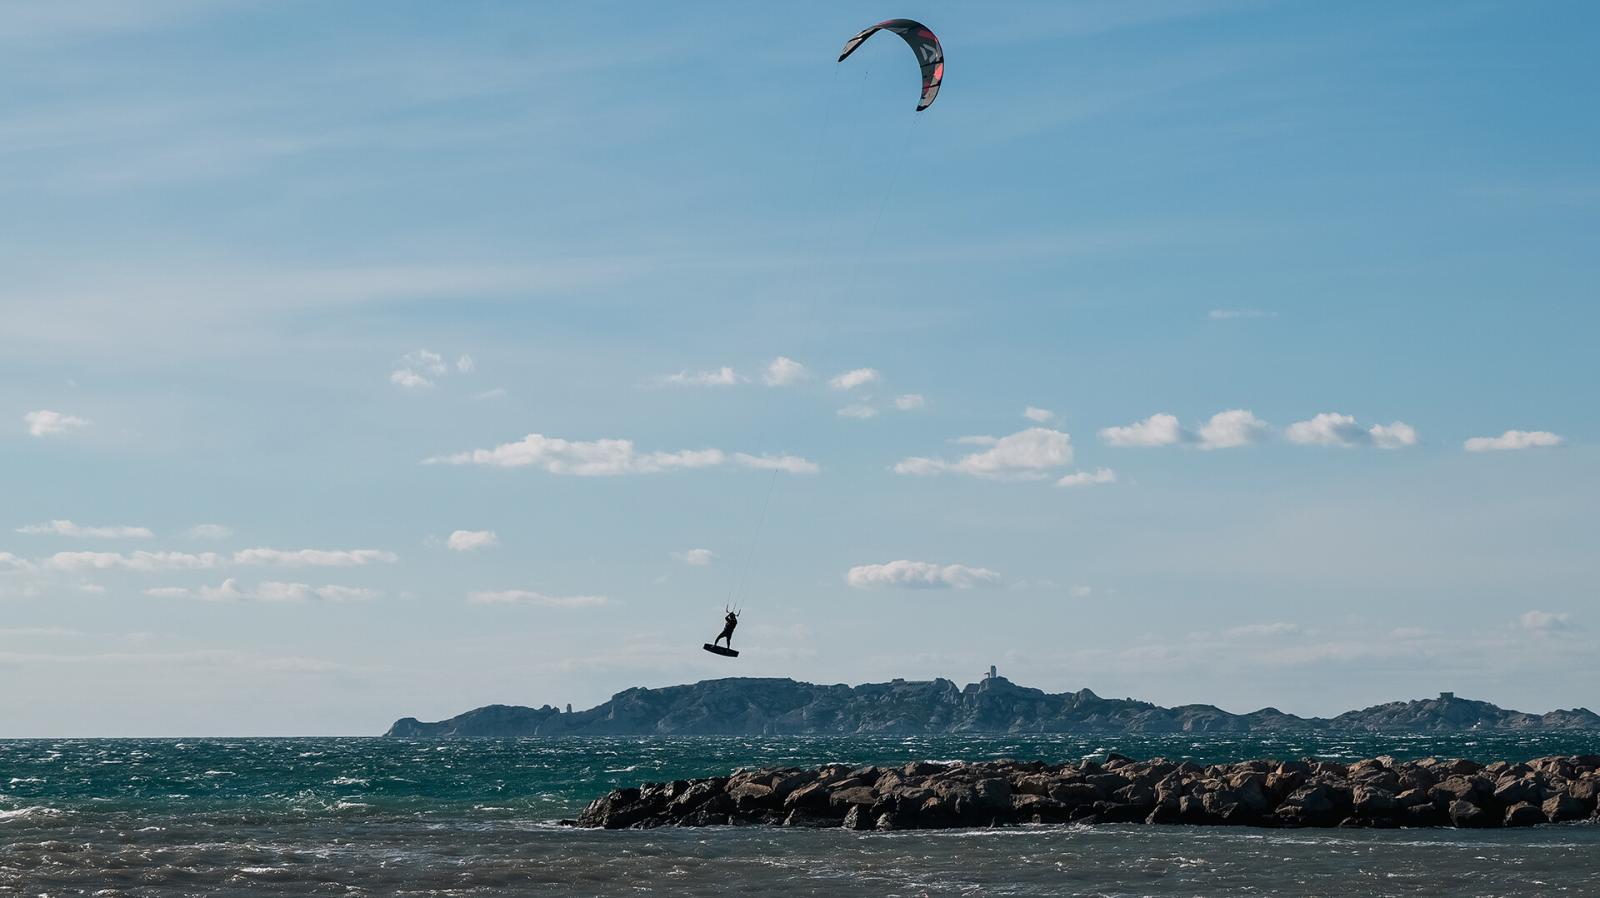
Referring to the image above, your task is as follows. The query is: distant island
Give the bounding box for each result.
[385,674,1600,737]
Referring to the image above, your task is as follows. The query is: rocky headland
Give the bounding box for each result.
[387,676,1600,737]
[572,753,1600,831]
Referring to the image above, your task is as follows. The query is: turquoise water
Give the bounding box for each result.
[4,733,1599,896]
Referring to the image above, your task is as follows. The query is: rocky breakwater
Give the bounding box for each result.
[571,753,1600,831]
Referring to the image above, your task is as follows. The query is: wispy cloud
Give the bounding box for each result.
[467,589,609,607]
[895,428,1073,480]
[144,578,373,603]
[446,530,498,552]
[894,394,926,411]
[1285,413,1417,449]
[24,410,90,437]
[1100,410,1410,450]
[183,524,233,540]
[829,368,881,391]
[425,433,817,475]
[677,548,715,566]
[1517,610,1570,633]
[1464,430,1562,452]
[763,357,808,386]
[231,548,397,567]
[391,348,477,390]
[42,547,396,572]
[1100,410,1269,449]
[1055,467,1117,488]
[846,561,1002,590]
[838,404,878,419]
[17,520,153,539]
[651,366,742,387]
[1023,406,1055,422]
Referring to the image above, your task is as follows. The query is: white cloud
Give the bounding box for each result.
[846,561,1002,590]
[894,394,926,411]
[1100,413,1185,447]
[1023,406,1055,422]
[653,366,742,387]
[426,433,818,476]
[467,589,609,607]
[232,548,397,567]
[1224,622,1301,639]
[144,579,379,603]
[46,551,224,572]
[763,357,808,386]
[678,548,716,567]
[1285,412,1417,449]
[895,428,1072,480]
[473,387,508,401]
[17,520,153,539]
[1465,430,1563,452]
[446,530,499,552]
[310,584,380,602]
[392,348,473,389]
[731,453,819,474]
[1369,421,1418,449]
[404,349,447,375]
[1068,585,1094,598]
[250,582,312,603]
[255,582,380,603]
[1100,410,1267,449]
[0,552,35,573]
[1518,610,1570,633]
[1195,409,1271,449]
[184,523,233,540]
[0,627,82,638]
[143,578,242,602]
[829,368,881,391]
[1055,467,1117,488]
[389,368,433,389]
[838,404,878,419]
[24,410,90,437]
[43,547,395,572]
[1208,308,1276,320]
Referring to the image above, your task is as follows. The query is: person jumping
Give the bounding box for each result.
[713,607,739,648]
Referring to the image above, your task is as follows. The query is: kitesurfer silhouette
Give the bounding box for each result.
[713,608,739,648]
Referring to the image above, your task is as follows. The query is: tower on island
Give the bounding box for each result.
[986,665,998,681]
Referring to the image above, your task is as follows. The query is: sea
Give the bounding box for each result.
[4,732,1600,897]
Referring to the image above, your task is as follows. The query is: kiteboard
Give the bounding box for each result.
[703,643,739,658]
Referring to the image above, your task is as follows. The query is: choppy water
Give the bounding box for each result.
[3,733,1599,896]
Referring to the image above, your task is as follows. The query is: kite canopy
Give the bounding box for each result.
[838,19,944,111]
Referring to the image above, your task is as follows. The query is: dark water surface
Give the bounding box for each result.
[4,733,1599,896]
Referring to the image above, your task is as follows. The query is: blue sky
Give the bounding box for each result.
[2,1,1595,736]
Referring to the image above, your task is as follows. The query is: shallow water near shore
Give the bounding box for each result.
[4,733,1599,896]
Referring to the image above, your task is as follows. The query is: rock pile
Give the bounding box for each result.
[571,754,1600,831]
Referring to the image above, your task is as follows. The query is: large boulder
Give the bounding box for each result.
[1430,776,1491,809]
[1352,786,1398,818]
[1492,776,1540,806]
[1048,782,1103,806]
[974,777,1013,810]
[1276,784,1343,826]
[828,786,880,811]
[784,781,834,813]
[1504,802,1545,827]
[1011,794,1070,823]
[1449,798,1494,828]
[728,782,777,813]
[1542,794,1586,823]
